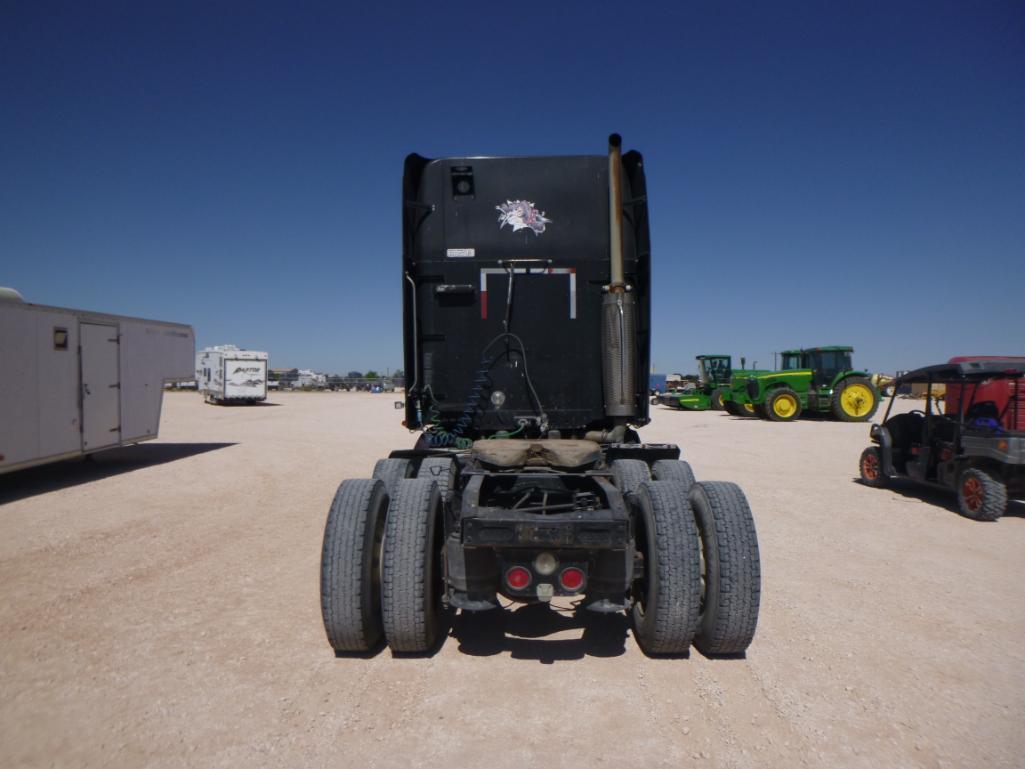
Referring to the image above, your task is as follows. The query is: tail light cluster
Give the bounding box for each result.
[503,554,586,595]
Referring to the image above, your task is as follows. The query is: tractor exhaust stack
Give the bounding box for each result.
[601,133,638,419]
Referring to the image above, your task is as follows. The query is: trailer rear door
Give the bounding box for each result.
[223,358,267,400]
[80,323,121,450]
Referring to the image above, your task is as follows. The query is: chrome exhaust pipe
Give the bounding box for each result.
[601,133,637,420]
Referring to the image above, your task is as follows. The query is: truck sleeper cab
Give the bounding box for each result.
[318,136,762,658]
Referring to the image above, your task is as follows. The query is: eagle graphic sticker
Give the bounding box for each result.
[496,200,551,236]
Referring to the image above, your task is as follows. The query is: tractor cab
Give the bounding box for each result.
[780,350,802,370]
[803,346,854,389]
[697,355,732,388]
[860,359,1025,521]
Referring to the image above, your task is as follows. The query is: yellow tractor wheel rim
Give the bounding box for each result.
[773,394,798,418]
[743,402,755,414]
[841,383,875,417]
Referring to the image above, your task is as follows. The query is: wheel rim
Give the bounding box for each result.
[841,383,875,417]
[773,394,797,418]
[862,451,879,480]
[963,476,984,512]
[743,402,755,414]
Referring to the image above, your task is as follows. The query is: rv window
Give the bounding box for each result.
[53,327,68,350]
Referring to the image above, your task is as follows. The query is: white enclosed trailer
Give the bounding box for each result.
[0,288,194,475]
[196,345,268,404]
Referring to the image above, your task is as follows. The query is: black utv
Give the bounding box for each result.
[320,136,761,656]
[859,359,1025,521]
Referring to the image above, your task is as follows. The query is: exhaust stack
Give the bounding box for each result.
[601,134,638,420]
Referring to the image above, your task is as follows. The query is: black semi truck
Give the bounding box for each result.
[320,135,761,656]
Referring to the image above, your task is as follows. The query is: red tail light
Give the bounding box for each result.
[505,566,532,590]
[559,567,585,592]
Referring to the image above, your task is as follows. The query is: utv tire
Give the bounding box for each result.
[610,459,651,498]
[632,481,702,655]
[320,479,389,653]
[710,388,726,410]
[957,468,1007,522]
[372,457,413,496]
[831,377,879,422]
[381,479,443,652]
[417,456,457,503]
[858,447,887,488]
[651,459,696,490]
[689,481,761,656]
[765,387,802,422]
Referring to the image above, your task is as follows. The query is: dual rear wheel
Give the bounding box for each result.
[322,457,761,657]
[322,466,450,655]
[612,460,761,657]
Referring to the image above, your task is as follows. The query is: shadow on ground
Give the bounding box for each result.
[450,602,630,662]
[854,477,1025,519]
[0,442,236,505]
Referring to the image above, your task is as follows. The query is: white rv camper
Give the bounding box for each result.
[196,346,268,404]
[0,287,194,475]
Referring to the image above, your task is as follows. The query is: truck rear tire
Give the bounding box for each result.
[957,468,1007,521]
[372,458,413,496]
[610,459,651,497]
[651,459,696,490]
[381,479,444,653]
[765,387,802,422]
[320,479,389,653]
[631,481,702,655]
[417,456,457,503]
[831,377,879,422]
[689,481,761,656]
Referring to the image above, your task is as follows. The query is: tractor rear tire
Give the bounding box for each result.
[689,481,761,656]
[320,479,389,653]
[381,479,444,652]
[765,387,802,422]
[651,459,696,491]
[957,468,1007,522]
[611,459,652,498]
[417,456,456,503]
[631,481,702,655]
[831,377,879,422]
[710,388,726,410]
[859,447,887,487]
[372,458,413,496]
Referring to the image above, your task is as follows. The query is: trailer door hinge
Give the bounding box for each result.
[109,383,120,389]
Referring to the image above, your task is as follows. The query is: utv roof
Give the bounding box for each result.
[895,359,1025,385]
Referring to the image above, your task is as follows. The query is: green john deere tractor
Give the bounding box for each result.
[665,355,745,411]
[726,346,879,422]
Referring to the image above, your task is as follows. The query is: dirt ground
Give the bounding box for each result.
[1,392,1023,769]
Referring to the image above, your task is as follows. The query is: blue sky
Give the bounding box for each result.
[2,1,1023,376]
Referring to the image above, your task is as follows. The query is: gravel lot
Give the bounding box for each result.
[2,391,1023,769]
